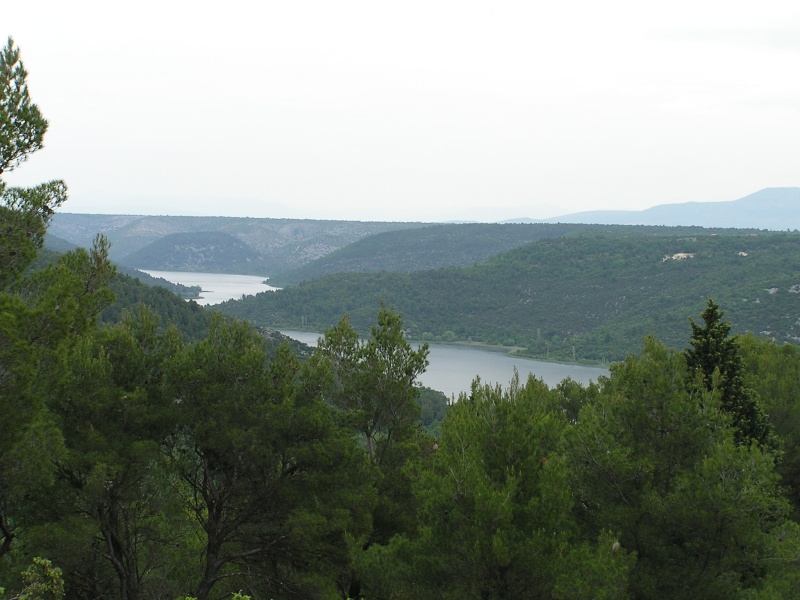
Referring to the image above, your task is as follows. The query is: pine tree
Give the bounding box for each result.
[686,299,774,448]
[1,37,115,565]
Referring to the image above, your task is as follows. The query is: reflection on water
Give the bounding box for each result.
[280,330,607,399]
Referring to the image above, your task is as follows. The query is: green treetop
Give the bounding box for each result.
[686,299,774,448]
[0,37,47,175]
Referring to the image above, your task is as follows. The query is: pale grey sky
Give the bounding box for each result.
[4,0,799,222]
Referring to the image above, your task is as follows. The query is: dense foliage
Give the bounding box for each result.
[101,272,212,342]
[5,39,800,599]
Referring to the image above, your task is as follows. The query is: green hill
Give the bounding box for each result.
[216,230,800,362]
[120,231,265,273]
[101,272,213,341]
[270,222,750,286]
[270,223,588,286]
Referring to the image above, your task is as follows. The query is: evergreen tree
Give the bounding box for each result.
[1,37,115,566]
[572,337,798,598]
[27,310,187,600]
[311,305,430,597]
[360,373,634,600]
[163,317,372,600]
[0,37,47,176]
[686,299,774,448]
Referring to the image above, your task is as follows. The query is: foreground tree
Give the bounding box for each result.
[739,335,800,519]
[315,305,430,468]
[25,309,188,600]
[571,337,798,598]
[360,374,633,600]
[0,37,47,175]
[164,317,372,600]
[686,299,774,448]
[310,306,430,597]
[314,306,430,536]
[0,37,115,567]
[0,557,65,600]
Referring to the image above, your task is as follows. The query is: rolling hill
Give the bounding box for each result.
[48,214,427,275]
[216,230,800,363]
[49,188,798,277]
[270,223,592,286]
[269,222,761,286]
[121,231,265,272]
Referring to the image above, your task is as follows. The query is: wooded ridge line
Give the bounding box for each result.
[49,187,799,277]
[216,230,800,363]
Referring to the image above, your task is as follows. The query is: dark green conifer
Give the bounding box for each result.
[686,299,775,448]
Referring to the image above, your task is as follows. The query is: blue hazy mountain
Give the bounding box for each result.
[508,188,800,230]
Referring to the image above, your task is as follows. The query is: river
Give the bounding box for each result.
[143,270,607,397]
[280,329,606,399]
[141,270,279,306]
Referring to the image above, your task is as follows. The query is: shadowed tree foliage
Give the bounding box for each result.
[739,334,800,520]
[686,299,774,448]
[0,37,115,568]
[25,309,187,600]
[163,317,373,600]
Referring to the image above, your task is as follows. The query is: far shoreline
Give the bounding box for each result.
[276,326,611,369]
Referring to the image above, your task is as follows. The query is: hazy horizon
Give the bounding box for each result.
[5,1,799,222]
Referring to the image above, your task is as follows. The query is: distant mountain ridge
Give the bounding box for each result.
[508,188,800,229]
[48,214,426,275]
[49,188,799,276]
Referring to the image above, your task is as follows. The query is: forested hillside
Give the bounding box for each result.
[271,222,764,287]
[271,222,590,285]
[218,231,800,362]
[117,266,202,300]
[121,231,265,272]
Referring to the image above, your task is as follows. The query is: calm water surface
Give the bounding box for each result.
[280,330,607,399]
[141,270,279,306]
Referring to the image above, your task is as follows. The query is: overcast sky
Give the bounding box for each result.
[4,1,799,222]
